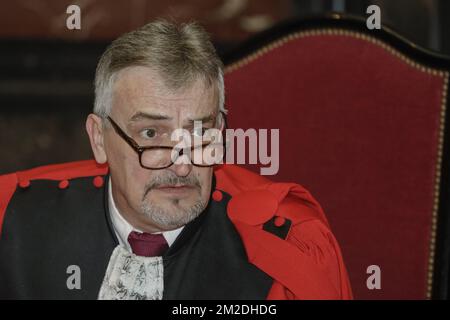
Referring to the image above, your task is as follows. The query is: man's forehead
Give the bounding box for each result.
[112,66,217,120]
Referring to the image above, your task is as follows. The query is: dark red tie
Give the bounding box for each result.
[127,231,169,257]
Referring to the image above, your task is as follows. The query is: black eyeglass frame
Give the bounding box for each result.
[105,112,227,170]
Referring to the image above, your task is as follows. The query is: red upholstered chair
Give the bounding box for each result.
[223,14,450,299]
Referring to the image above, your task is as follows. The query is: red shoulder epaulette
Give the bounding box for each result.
[215,164,352,299]
[0,159,108,233]
[15,159,108,182]
[214,164,328,226]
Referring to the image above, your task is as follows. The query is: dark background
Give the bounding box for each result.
[1,0,449,174]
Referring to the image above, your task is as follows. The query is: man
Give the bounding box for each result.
[0,20,352,299]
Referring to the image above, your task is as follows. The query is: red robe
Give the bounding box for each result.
[0,160,353,299]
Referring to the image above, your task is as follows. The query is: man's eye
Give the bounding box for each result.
[140,128,157,139]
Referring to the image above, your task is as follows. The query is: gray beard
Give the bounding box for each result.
[140,197,207,230]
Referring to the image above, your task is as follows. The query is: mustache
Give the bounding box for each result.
[142,174,201,199]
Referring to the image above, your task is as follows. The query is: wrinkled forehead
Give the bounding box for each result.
[111,66,219,124]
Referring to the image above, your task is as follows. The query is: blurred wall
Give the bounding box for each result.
[0,0,449,173]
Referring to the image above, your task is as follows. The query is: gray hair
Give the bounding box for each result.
[94,19,226,118]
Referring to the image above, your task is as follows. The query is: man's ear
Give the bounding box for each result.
[86,114,108,164]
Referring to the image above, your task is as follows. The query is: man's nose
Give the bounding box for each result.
[168,162,193,177]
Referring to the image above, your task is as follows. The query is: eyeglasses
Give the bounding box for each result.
[106,114,226,170]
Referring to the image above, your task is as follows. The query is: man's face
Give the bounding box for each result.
[100,66,219,233]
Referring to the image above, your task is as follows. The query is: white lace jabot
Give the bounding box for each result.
[98,246,164,300]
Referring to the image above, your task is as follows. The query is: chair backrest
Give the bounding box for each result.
[223,14,450,299]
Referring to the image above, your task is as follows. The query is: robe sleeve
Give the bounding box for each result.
[267,219,353,300]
